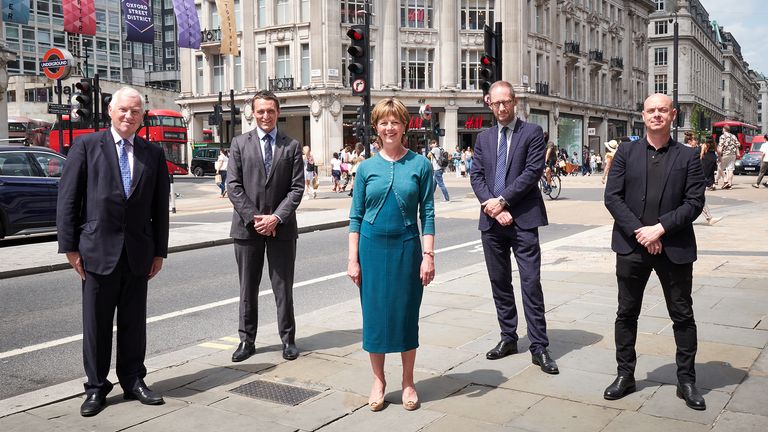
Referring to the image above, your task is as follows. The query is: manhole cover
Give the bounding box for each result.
[229,380,321,406]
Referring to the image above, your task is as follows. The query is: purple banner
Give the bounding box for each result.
[122,0,154,43]
[171,0,201,49]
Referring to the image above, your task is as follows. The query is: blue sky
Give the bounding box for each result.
[702,0,768,75]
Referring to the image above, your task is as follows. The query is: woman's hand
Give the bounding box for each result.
[420,255,435,286]
[348,260,362,287]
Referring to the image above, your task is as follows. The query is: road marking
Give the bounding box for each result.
[199,342,235,350]
[0,240,482,360]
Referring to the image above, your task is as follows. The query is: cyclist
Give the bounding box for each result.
[544,140,557,192]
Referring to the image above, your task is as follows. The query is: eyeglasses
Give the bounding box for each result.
[489,99,514,109]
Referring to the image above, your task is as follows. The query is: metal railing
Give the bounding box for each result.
[610,57,624,69]
[564,41,580,55]
[588,50,604,62]
[269,77,295,92]
[534,81,550,95]
[200,28,222,43]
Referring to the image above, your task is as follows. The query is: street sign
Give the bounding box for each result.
[41,48,74,81]
[47,103,72,115]
[352,79,366,93]
[419,104,432,120]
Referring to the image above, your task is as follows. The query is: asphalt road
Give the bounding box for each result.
[0,208,594,400]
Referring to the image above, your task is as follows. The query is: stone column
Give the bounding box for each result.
[438,0,458,90]
[501,0,525,87]
[380,0,399,89]
[311,0,342,87]
[309,97,344,169]
[443,104,459,151]
[241,0,256,91]
[0,45,16,141]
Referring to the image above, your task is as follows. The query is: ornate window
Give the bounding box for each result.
[461,0,494,30]
[401,0,433,29]
[401,48,434,89]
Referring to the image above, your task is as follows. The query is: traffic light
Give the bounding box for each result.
[433,121,441,138]
[209,103,221,126]
[346,25,369,95]
[479,24,502,100]
[71,78,94,122]
[352,106,366,141]
[100,92,112,123]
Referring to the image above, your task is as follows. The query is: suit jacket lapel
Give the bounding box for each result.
[100,131,125,198]
[129,136,148,198]
[637,138,648,196]
[267,131,287,184]
[249,130,267,184]
[488,124,499,185]
[506,119,523,171]
[661,140,680,193]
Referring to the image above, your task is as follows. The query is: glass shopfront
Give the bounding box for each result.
[457,111,492,151]
[528,110,550,138]
[558,114,584,164]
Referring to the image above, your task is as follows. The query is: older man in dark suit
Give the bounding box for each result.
[227,90,304,363]
[57,86,170,417]
[603,93,706,410]
[470,81,557,374]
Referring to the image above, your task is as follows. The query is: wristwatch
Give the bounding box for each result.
[497,196,508,207]
[423,251,435,257]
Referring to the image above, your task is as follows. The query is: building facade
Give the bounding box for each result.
[178,0,656,169]
[647,0,760,140]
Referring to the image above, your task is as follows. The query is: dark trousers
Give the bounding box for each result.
[481,223,549,353]
[756,161,768,185]
[615,249,697,383]
[82,249,148,395]
[234,237,297,345]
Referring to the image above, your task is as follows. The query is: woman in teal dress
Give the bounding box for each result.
[347,98,435,412]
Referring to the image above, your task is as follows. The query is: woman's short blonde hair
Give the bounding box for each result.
[371,97,410,134]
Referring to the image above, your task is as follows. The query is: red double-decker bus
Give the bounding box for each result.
[49,109,189,175]
[711,120,759,158]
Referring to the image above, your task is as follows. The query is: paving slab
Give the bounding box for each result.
[417,320,489,349]
[725,375,768,417]
[659,321,768,349]
[314,402,444,432]
[601,411,711,432]
[420,308,496,332]
[711,411,768,432]
[638,384,731,425]
[428,384,542,425]
[419,414,519,432]
[0,412,87,432]
[506,397,620,432]
[634,354,747,393]
[750,347,768,376]
[125,403,294,432]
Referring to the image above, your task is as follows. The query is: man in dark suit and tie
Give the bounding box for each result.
[469,81,557,374]
[227,90,304,362]
[57,86,170,416]
[603,93,706,410]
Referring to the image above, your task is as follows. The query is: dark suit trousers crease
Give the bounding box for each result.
[615,249,697,383]
[82,248,148,395]
[481,223,549,353]
[234,237,297,345]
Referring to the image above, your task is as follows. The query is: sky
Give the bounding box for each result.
[701,0,768,75]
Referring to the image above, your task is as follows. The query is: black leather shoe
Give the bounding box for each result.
[124,381,164,405]
[486,340,518,360]
[677,383,706,410]
[604,375,636,400]
[80,392,108,417]
[282,343,299,360]
[531,349,559,374]
[232,341,256,362]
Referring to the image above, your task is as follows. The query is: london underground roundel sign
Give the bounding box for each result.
[41,48,74,80]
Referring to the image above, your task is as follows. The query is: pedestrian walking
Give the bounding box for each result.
[302,146,317,199]
[717,125,739,189]
[215,148,229,197]
[428,139,450,201]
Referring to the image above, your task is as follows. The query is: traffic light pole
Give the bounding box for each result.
[495,22,503,83]
[218,91,224,142]
[362,3,371,157]
[93,73,100,131]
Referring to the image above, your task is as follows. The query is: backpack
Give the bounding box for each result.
[438,148,450,168]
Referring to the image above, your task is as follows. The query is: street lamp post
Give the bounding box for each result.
[669,0,681,141]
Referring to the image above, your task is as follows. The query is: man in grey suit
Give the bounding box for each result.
[227,90,305,362]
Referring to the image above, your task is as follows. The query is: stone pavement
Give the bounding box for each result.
[1,174,767,431]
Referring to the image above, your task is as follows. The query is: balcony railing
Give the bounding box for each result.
[636,102,644,112]
[200,28,222,43]
[588,50,604,62]
[269,77,295,92]
[534,81,550,95]
[610,57,624,69]
[564,41,580,55]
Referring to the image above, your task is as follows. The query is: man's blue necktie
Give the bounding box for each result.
[118,139,132,198]
[263,134,273,174]
[494,126,508,196]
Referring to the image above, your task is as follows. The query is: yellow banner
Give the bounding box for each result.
[215,0,238,55]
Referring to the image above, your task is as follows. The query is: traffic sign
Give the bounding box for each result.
[41,48,74,81]
[47,103,72,115]
[352,79,367,94]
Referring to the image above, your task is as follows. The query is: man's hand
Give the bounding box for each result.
[634,223,665,247]
[494,209,513,226]
[645,239,663,255]
[254,215,278,237]
[66,251,85,280]
[148,257,164,280]
[482,198,505,218]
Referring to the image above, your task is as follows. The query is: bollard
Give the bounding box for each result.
[169,173,176,213]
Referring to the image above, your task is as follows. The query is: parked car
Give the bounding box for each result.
[190,147,220,177]
[734,151,762,175]
[0,146,65,239]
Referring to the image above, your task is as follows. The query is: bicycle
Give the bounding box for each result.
[539,171,561,200]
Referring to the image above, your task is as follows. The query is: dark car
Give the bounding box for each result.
[0,146,65,239]
[190,147,220,177]
[735,151,762,175]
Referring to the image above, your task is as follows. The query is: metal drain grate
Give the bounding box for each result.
[229,380,321,406]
